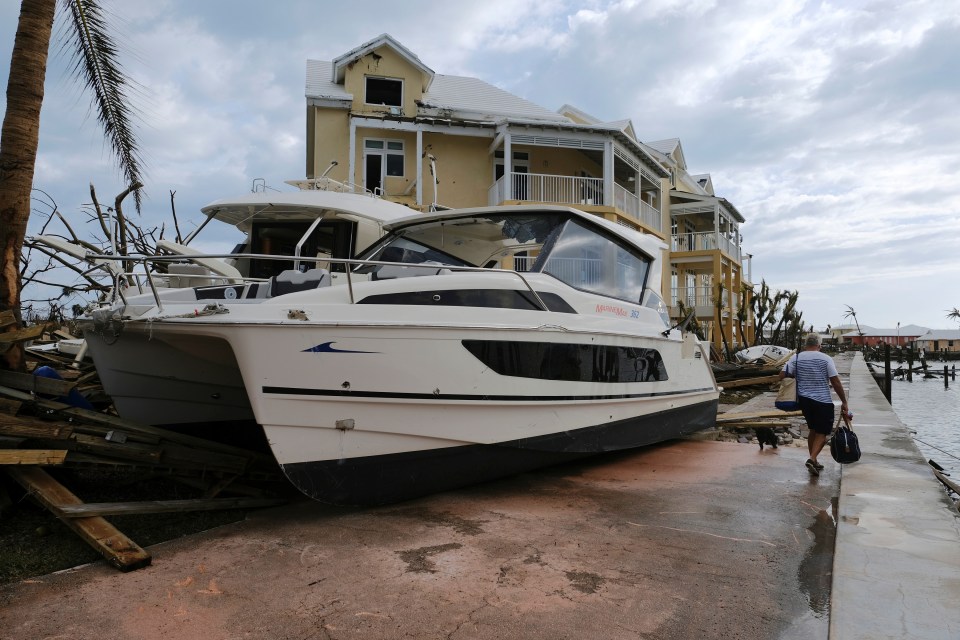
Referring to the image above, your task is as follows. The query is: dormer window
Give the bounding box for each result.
[365,76,403,107]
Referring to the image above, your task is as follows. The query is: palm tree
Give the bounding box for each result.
[948,308,960,322]
[0,0,144,369]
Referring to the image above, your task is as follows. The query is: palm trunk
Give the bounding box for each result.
[0,0,57,370]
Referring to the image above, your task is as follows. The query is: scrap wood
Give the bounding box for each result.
[0,384,276,468]
[720,421,791,428]
[0,323,56,354]
[717,410,801,423]
[53,495,287,518]
[933,468,960,497]
[0,310,16,329]
[0,369,77,396]
[0,449,68,465]
[5,465,151,571]
[0,414,74,440]
[719,374,781,389]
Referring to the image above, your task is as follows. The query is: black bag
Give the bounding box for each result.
[830,416,861,464]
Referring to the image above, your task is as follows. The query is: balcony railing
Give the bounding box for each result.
[614,184,661,232]
[489,173,662,232]
[489,172,603,207]
[670,285,740,313]
[671,231,741,260]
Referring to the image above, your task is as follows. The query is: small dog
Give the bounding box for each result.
[755,427,779,450]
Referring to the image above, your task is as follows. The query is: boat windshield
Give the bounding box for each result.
[356,213,652,304]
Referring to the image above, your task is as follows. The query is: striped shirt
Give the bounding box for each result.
[782,351,838,404]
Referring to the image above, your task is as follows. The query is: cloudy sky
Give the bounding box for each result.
[2,0,958,332]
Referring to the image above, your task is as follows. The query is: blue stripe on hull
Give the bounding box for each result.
[280,398,718,506]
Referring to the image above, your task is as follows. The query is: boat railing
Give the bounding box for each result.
[87,252,552,315]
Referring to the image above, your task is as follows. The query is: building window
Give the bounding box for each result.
[365,77,402,107]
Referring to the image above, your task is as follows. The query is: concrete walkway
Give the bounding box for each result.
[830,353,960,639]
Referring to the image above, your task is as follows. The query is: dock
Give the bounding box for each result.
[1,353,959,638]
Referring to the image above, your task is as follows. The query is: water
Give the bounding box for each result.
[886,370,960,475]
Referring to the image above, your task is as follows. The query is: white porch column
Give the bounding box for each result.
[714,204,721,250]
[416,130,423,207]
[348,120,357,191]
[503,132,512,201]
[603,140,614,206]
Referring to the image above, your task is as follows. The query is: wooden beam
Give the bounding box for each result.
[718,421,792,428]
[0,449,67,465]
[0,384,275,467]
[0,310,16,329]
[0,323,51,344]
[719,374,781,389]
[5,466,151,571]
[716,410,802,423]
[0,369,77,396]
[54,496,287,518]
[0,414,74,440]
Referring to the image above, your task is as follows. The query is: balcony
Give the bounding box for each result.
[671,231,741,261]
[489,172,662,233]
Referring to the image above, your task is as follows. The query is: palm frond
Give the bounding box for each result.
[60,0,145,211]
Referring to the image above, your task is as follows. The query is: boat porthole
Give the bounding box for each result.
[432,294,441,302]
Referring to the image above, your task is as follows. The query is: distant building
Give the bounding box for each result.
[915,330,960,354]
[842,324,928,347]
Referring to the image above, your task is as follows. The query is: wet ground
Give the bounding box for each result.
[0,438,838,640]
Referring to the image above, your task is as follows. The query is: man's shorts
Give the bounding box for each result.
[798,396,835,435]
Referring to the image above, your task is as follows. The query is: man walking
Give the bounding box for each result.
[780,333,850,475]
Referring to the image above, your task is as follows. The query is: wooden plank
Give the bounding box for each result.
[719,421,792,428]
[933,468,960,497]
[0,310,16,329]
[0,414,74,440]
[0,323,50,344]
[719,374,781,389]
[0,398,22,415]
[5,466,151,571]
[55,496,287,518]
[717,410,802,423]
[70,433,164,464]
[0,384,274,467]
[0,370,77,396]
[0,449,68,465]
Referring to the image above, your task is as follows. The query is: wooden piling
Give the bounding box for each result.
[883,344,892,403]
[946,366,950,389]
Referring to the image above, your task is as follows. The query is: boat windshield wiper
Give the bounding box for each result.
[661,308,696,338]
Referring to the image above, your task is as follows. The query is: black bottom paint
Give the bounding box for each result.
[281,399,718,506]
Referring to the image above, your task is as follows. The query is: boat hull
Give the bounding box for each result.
[281,397,717,505]
[83,328,255,428]
[128,314,718,504]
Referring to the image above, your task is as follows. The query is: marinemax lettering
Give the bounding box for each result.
[596,304,627,316]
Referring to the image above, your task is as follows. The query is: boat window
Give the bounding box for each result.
[462,340,668,383]
[539,220,650,303]
[358,214,567,272]
[354,236,471,275]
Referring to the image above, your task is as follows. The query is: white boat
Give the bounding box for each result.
[733,344,794,365]
[78,205,720,504]
[59,188,415,429]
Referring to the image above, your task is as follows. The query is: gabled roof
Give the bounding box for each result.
[692,173,714,195]
[646,138,686,169]
[917,329,960,340]
[332,33,435,90]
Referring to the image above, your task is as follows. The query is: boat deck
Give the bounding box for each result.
[2,354,958,639]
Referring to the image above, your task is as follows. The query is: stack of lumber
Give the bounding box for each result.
[0,355,288,572]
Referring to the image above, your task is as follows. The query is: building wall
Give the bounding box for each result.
[309,108,351,181]
[420,134,492,208]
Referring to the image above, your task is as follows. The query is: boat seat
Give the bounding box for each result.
[166,263,219,288]
[269,269,331,297]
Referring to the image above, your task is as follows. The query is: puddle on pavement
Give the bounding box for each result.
[797,497,838,618]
